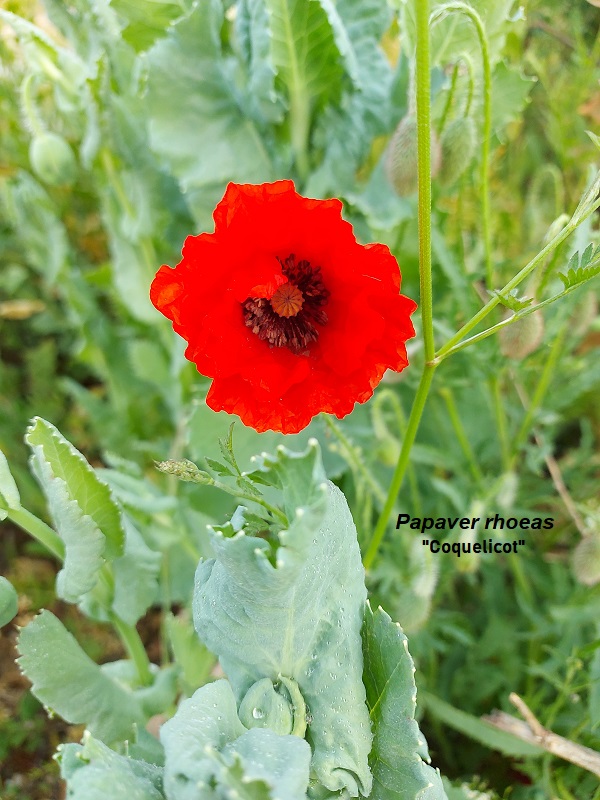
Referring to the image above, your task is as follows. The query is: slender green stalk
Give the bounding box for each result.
[430,3,493,285]
[438,62,460,134]
[110,613,153,686]
[416,2,435,366]
[439,387,484,483]
[5,507,64,560]
[212,479,289,526]
[365,0,436,570]
[365,365,435,570]
[433,195,600,362]
[510,321,569,463]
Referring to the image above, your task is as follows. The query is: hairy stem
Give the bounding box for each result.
[430,2,493,285]
[365,0,436,570]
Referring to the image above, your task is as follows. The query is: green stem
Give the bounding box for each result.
[439,387,484,483]
[417,1,435,365]
[365,365,435,570]
[510,321,569,463]
[433,194,600,362]
[5,507,64,560]
[430,3,492,285]
[110,613,153,686]
[365,0,436,570]
[438,62,460,134]
[211,479,289,526]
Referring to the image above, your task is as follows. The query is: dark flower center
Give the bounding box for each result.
[242,254,330,354]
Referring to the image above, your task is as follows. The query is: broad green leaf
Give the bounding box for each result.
[26,417,125,558]
[0,448,21,520]
[26,417,125,602]
[146,0,274,225]
[362,604,447,800]
[489,62,535,137]
[109,0,188,51]
[307,0,393,195]
[264,0,342,105]
[18,610,146,742]
[165,612,216,693]
[0,172,69,284]
[193,442,372,797]
[59,733,164,800]
[235,0,285,124]
[0,576,19,627]
[111,517,161,625]
[161,680,311,800]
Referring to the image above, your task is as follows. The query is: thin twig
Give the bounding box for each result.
[483,693,600,778]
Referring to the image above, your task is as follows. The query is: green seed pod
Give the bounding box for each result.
[499,310,545,360]
[385,116,441,197]
[439,116,476,186]
[29,132,77,187]
[572,535,600,587]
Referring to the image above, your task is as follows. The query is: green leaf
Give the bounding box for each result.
[0,576,19,628]
[490,288,533,312]
[193,442,373,797]
[26,417,125,602]
[0,172,69,284]
[161,680,311,800]
[265,0,343,104]
[559,243,600,289]
[59,733,164,800]
[17,610,147,742]
[362,604,447,800]
[489,62,535,137]
[235,0,285,124]
[111,517,161,625]
[420,692,544,757]
[307,0,393,194]
[145,0,274,225]
[0,448,21,520]
[165,612,215,693]
[109,0,188,52]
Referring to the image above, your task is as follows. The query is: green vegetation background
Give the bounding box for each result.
[1,0,600,797]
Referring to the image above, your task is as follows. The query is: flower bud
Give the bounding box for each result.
[238,676,307,736]
[499,310,544,360]
[572,535,600,587]
[439,117,476,186]
[29,132,77,187]
[385,116,441,196]
[238,678,294,735]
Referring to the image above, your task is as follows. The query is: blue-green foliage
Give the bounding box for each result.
[50,439,444,799]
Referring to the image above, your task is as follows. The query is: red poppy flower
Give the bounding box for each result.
[150,181,416,434]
